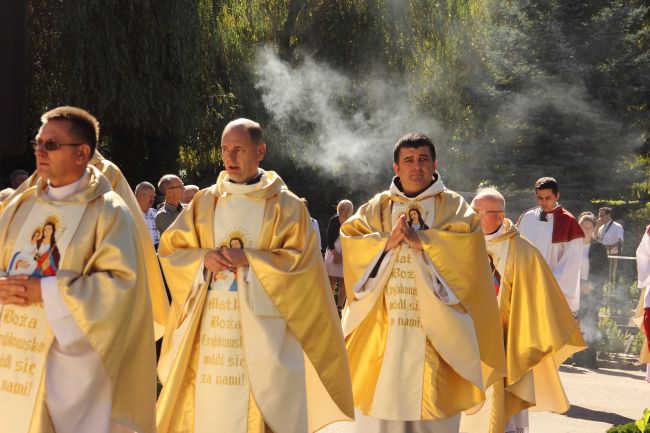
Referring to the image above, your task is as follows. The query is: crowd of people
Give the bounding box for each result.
[0,105,647,433]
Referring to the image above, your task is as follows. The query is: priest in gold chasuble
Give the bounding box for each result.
[1,149,169,340]
[0,107,156,433]
[460,188,585,433]
[340,133,506,433]
[156,119,354,433]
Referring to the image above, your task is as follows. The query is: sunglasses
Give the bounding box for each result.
[31,139,86,152]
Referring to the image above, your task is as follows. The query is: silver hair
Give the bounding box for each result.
[135,181,155,196]
[337,199,354,215]
[472,186,506,210]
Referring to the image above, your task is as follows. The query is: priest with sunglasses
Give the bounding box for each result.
[1,119,170,341]
[0,106,157,432]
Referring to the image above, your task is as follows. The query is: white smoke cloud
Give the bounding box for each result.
[253,46,446,189]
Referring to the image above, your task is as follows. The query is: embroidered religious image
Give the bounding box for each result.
[488,254,501,296]
[211,231,249,291]
[406,205,430,231]
[9,216,63,277]
[229,237,244,249]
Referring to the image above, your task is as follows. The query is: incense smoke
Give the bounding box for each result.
[252,44,642,356]
[253,46,448,193]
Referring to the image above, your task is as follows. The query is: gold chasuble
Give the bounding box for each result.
[0,166,156,433]
[459,219,586,433]
[0,151,169,339]
[340,175,506,429]
[156,170,354,433]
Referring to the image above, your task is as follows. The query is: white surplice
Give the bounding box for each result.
[517,207,582,312]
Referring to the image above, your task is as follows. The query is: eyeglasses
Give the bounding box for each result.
[168,184,184,190]
[31,139,85,152]
[472,208,504,216]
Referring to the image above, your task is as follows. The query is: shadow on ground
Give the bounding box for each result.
[591,368,647,381]
[559,365,646,381]
[559,365,588,375]
[565,405,633,426]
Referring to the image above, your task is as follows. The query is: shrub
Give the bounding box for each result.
[599,315,626,354]
[607,423,642,433]
[608,409,650,433]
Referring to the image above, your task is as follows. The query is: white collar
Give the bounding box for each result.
[484,223,506,241]
[389,172,446,200]
[47,171,87,200]
[220,169,267,196]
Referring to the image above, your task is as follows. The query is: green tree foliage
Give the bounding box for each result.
[470,0,648,201]
[24,0,237,184]
[12,0,648,228]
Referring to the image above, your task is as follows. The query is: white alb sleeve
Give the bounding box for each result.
[41,276,86,347]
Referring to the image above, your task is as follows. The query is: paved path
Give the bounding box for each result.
[319,365,648,433]
[528,365,648,433]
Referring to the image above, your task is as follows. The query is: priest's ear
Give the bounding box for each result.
[257,142,267,162]
[76,143,92,164]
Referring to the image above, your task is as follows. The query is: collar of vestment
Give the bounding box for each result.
[484,220,507,241]
[547,205,584,243]
[215,169,285,199]
[389,171,445,203]
[517,204,584,244]
[35,165,112,205]
[227,170,263,185]
[46,170,88,200]
[485,218,519,244]
[90,149,103,166]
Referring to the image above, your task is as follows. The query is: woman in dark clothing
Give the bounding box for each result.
[576,213,609,368]
[324,200,353,310]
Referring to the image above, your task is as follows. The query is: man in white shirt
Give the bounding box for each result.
[597,206,624,285]
[597,207,624,254]
[135,181,161,248]
[516,177,584,313]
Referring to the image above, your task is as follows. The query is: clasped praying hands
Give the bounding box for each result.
[204,248,249,273]
[384,214,423,252]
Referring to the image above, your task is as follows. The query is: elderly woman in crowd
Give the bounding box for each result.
[325,199,354,311]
